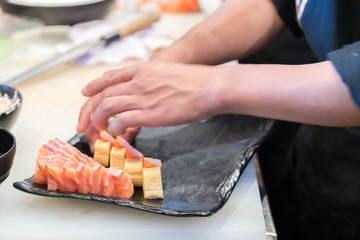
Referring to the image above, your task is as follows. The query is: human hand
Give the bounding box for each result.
[77,62,219,136]
[81,121,140,153]
[77,96,141,152]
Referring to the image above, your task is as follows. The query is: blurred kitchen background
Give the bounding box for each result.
[0,0,222,84]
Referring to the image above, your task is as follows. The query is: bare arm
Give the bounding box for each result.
[213,61,360,126]
[150,0,285,64]
[77,0,360,137]
[77,60,360,137]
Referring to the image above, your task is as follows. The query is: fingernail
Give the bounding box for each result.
[81,87,87,95]
[109,120,125,136]
[108,121,117,135]
[76,121,84,133]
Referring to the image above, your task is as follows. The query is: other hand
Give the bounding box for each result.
[77,62,220,136]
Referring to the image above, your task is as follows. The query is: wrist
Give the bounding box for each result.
[206,65,243,116]
[149,41,194,64]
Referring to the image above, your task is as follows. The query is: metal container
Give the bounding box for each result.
[0,0,115,25]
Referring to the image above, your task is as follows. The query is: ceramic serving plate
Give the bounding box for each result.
[13,115,273,217]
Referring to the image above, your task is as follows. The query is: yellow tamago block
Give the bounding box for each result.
[124,158,143,174]
[110,147,125,170]
[124,158,143,186]
[93,139,111,167]
[142,167,164,199]
[129,173,143,187]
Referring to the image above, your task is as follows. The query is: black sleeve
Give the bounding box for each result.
[271,0,303,37]
[327,41,360,108]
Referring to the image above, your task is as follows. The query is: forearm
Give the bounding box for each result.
[151,0,285,65]
[213,61,360,126]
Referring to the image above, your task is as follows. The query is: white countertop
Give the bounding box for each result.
[0,13,266,240]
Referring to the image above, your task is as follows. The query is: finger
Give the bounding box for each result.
[84,124,100,153]
[120,127,141,144]
[91,95,139,131]
[108,110,146,136]
[90,81,134,116]
[81,65,137,97]
[76,99,93,133]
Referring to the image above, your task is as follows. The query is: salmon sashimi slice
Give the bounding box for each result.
[49,138,95,166]
[100,130,116,145]
[144,157,162,170]
[34,168,47,184]
[35,143,58,184]
[34,138,134,199]
[34,164,47,184]
[62,162,90,194]
[115,135,144,160]
[97,130,144,160]
[36,155,62,186]
[111,168,134,199]
[46,161,77,192]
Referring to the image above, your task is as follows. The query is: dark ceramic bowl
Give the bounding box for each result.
[0,128,16,184]
[0,85,22,131]
[0,0,115,25]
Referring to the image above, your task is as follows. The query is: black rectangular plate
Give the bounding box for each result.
[13,115,273,217]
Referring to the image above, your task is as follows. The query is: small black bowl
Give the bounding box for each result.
[0,0,115,26]
[0,128,16,184]
[0,85,22,131]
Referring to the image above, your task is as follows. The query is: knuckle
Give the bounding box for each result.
[102,71,117,84]
[101,87,112,98]
[130,79,142,91]
[80,100,91,112]
[80,103,87,111]
[103,70,115,78]
[98,98,114,114]
[136,62,152,77]
[135,62,146,71]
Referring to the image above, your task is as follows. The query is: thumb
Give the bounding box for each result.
[108,110,145,136]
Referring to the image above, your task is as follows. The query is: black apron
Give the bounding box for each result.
[257,122,360,240]
[241,29,360,239]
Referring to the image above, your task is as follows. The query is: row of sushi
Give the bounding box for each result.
[34,130,163,199]
[93,130,164,199]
